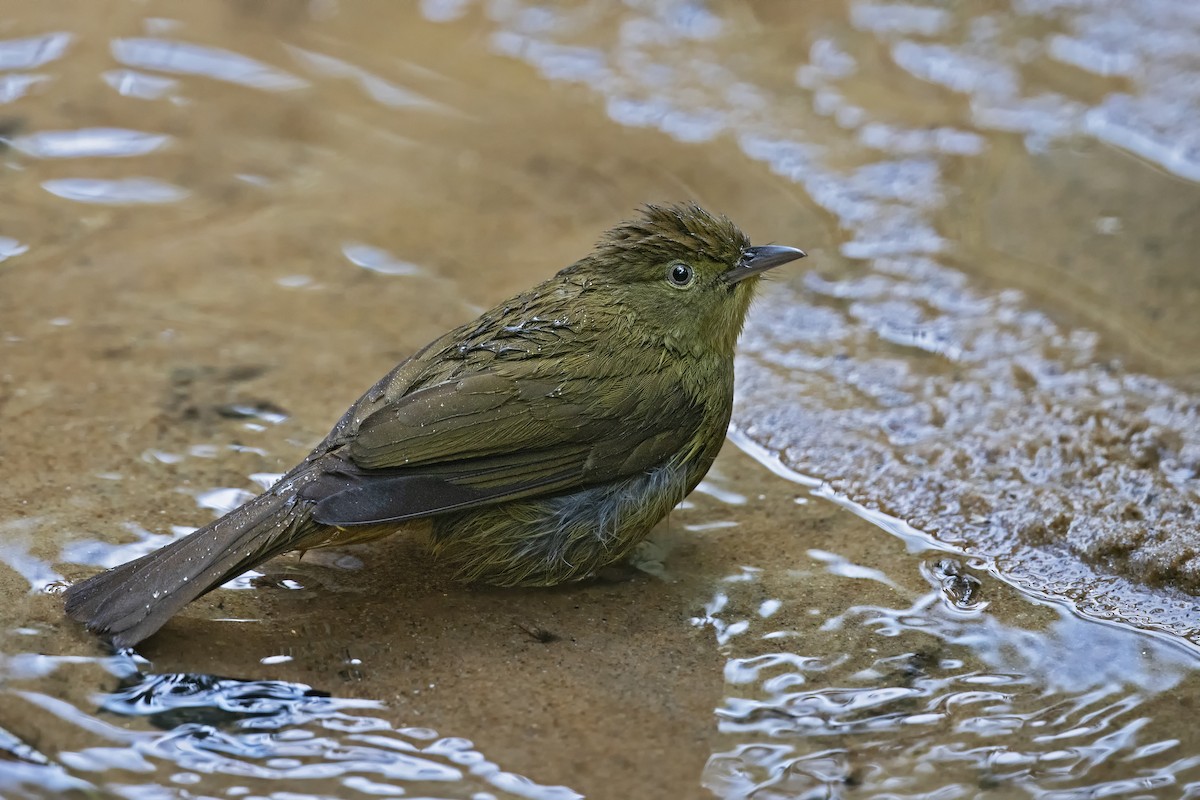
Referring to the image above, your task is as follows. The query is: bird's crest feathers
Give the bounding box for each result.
[593,203,750,267]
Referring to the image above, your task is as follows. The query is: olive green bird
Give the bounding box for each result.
[64,203,805,648]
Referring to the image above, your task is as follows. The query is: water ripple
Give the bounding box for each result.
[342,242,425,276]
[0,236,29,262]
[288,46,446,111]
[11,128,169,158]
[696,568,1198,798]
[0,32,72,70]
[41,177,189,204]
[101,68,179,99]
[111,38,308,91]
[4,670,580,799]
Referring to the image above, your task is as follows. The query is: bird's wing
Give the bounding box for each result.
[304,366,705,525]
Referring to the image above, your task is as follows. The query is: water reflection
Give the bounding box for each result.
[697,540,1199,798]
[0,32,72,70]
[10,128,169,159]
[341,242,426,276]
[4,668,581,799]
[0,236,29,262]
[42,177,189,204]
[111,38,308,91]
[103,68,179,99]
[0,74,51,104]
[287,46,446,111]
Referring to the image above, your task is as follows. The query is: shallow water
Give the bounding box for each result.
[1,1,1198,798]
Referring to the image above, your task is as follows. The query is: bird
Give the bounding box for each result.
[64,203,806,648]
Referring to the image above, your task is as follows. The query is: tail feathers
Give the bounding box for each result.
[64,490,317,649]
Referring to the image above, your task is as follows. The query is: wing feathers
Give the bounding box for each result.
[307,362,704,526]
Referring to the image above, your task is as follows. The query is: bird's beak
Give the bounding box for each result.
[724,245,807,284]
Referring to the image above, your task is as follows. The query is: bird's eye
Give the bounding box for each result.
[667,263,695,288]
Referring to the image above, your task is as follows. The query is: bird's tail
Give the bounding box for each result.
[64,488,319,649]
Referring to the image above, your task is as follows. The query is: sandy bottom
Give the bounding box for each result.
[2,1,1198,798]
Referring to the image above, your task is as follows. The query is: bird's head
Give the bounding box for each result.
[565,203,806,356]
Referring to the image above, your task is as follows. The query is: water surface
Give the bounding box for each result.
[1,1,1198,798]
